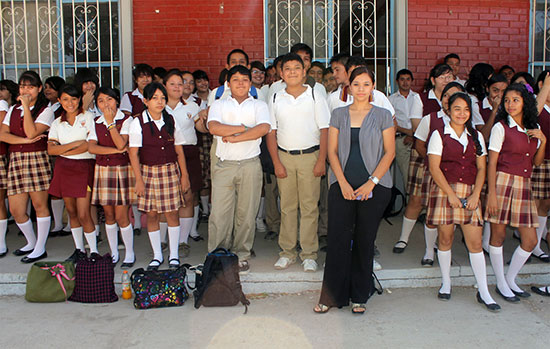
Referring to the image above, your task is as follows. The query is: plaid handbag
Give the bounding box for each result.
[69,253,118,303]
[130,265,190,310]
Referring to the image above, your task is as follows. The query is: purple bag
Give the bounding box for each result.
[69,253,118,303]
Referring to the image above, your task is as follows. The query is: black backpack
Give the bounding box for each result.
[383,186,406,224]
[193,248,250,313]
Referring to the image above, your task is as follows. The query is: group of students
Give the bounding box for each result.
[0,43,549,314]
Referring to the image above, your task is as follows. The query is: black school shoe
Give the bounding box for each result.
[65,249,87,263]
[21,251,47,263]
[476,292,501,312]
[495,287,520,303]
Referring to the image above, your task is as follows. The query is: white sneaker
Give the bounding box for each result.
[256,218,267,233]
[302,259,318,272]
[274,257,295,270]
[373,259,382,271]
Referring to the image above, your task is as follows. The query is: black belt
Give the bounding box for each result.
[278,145,320,155]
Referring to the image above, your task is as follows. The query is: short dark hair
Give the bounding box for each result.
[193,69,209,82]
[280,53,304,69]
[95,86,120,106]
[163,69,183,85]
[0,79,18,105]
[227,65,251,81]
[487,74,509,88]
[396,69,414,81]
[499,65,515,74]
[153,67,167,79]
[133,64,154,79]
[330,53,350,66]
[345,56,367,72]
[44,76,65,92]
[74,68,99,91]
[323,67,333,77]
[227,49,249,65]
[309,61,325,71]
[273,55,285,69]
[58,83,81,99]
[290,43,313,59]
[444,53,460,63]
[250,61,266,72]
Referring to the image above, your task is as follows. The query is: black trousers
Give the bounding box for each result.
[319,182,391,307]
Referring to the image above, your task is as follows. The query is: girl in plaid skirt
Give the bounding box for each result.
[0,71,54,263]
[129,82,191,271]
[427,92,499,311]
[486,83,546,302]
[88,87,136,268]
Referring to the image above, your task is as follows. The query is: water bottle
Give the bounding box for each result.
[121,270,132,299]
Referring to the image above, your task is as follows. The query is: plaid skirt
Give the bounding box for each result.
[198,133,213,190]
[91,164,136,206]
[183,144,202,193]
[406,149,425,197]
[484,171,538,227]
[48,157,95,198]
[531,159,550,200]
[8,150,51,196]
[421,164,433,207]
[138,162,183,213]
[427,182,483,226]
[0,154,8,190]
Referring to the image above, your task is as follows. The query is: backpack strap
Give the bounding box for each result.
[250,86,258,99]
[214,85,225,100]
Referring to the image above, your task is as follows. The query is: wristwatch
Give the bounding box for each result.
[369,175,379,185]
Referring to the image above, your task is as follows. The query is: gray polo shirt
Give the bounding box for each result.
[329,105,394,188]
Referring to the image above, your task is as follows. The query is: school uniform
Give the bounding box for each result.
[268,79,326,104]
[485,117,540,227]
[129,111,186,213]
[47,111,96,198]
[0,100,9,190]
[269,85,330,261]
[419,89,442,116]
[88,110,136,206]
[3,104,54,196]
[426,126,486,226]
[479,97,493,124]
[468,94,486,128]
[531,105,550,200]
[120,88,146,117]
[207,95,271,261]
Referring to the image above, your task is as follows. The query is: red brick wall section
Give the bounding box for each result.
[408,0,530,92]
[132,0,264,90]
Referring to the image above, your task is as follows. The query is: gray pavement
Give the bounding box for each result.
[1,286,550,348]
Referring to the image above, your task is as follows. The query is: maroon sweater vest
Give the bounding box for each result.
[539,107,550,159]
[126,92,145,117]
[438,129,478,185]
[419,90,442,116]
[496,120,538,178]
[422,112,446,166]
[138,114,178,166]
[9,105,48,153]
[479,104,492,124]
[94,115,131,166]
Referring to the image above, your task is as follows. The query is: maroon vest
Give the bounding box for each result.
[479,103,492,124]
[438,129,478,185]
[539,107,550,159]
[420,90,442,116]
[496,120,538,178]
[126,92,145,117]
[9,105,48,153]
[138,113,178,166]
[94,114,131,166]
[422,112,446,166]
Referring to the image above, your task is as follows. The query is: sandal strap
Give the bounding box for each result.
[395,240,408,246]
[148,258,163,266]
[169,258,180,265]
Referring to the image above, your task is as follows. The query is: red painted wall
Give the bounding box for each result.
[132,0,264,90]
[407,0,530,91]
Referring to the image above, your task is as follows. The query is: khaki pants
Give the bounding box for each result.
[264,173,280,233]
[395,136,412,187]
[208,156,262,261]
[277,150,320,261]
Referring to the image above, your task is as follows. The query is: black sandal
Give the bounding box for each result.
[169,258,180,269]
[392,241,408,254]
[147,258,164,271]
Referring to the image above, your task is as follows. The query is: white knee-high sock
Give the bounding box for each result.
[105,223,119,261]
[27,216,50,258]
[438,249,452,294]
[0,219,8,253]
[50,199,64,231]
[64,219,71,232]
[148,230,163,261]
[489,245,515,297]
[132,205,141,229]
[533,216,548,256]
[469,251,495,304]
[160,222,168,243]
[398,216,416,243]
[71,227,85,251]
[190,205,200,238]
[200,195,209,215]
[168,226,180,261]
[424,225,438,260]
[506,246,531,293]
[256,197,265,220]
[120,224,135,263]
[84,231,98,254]
[482,222,491,252]
[179,217,193,244]
[17,219,36,251]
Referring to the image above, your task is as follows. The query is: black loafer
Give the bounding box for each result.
[532,253,550,263]
[438,291,451,301]
[49,229,62,237]
[21,251,47,263]
[190,235,204,242]
[421,258,434,267]
[393,241,408,254]
[65,249,87,263]
[0,248,8,258]
[59,229,72,237]
[476,292,501,312]
[495,287,520,303]
[13,248,32,256]
[121,259,136,269]
[512,289,531,298]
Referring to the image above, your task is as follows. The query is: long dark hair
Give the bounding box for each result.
[57,84,83,116]
[143,82,174,137]
[448,92,483,156]
[18,71,49,119]
[465,63,494,102]
[495,83,539,129]
[0,79,19,105]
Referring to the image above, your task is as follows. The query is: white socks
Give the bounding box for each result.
[27,216,50,258]
[0,219,8,253]
[437,249,452,294]
[482,222,491,252]
[105,223,119,262]
[533,216,548,256]
[200,195,209,215]
[190,205,200,238]
[160,222,168,243]
[489,245,515,297]
[120,224,135,263]
[71,227,85,251]
[132,205,142,230]
[50,199,64,231]
[469,251,495,304]
[424,225,438,260]
[17,219,36,251]
[506,246,531,293]
[84,231,98,254]
[148,230,163,262]
[179,217,193,244]
[398,216,416,243]
[168,225,180,261]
